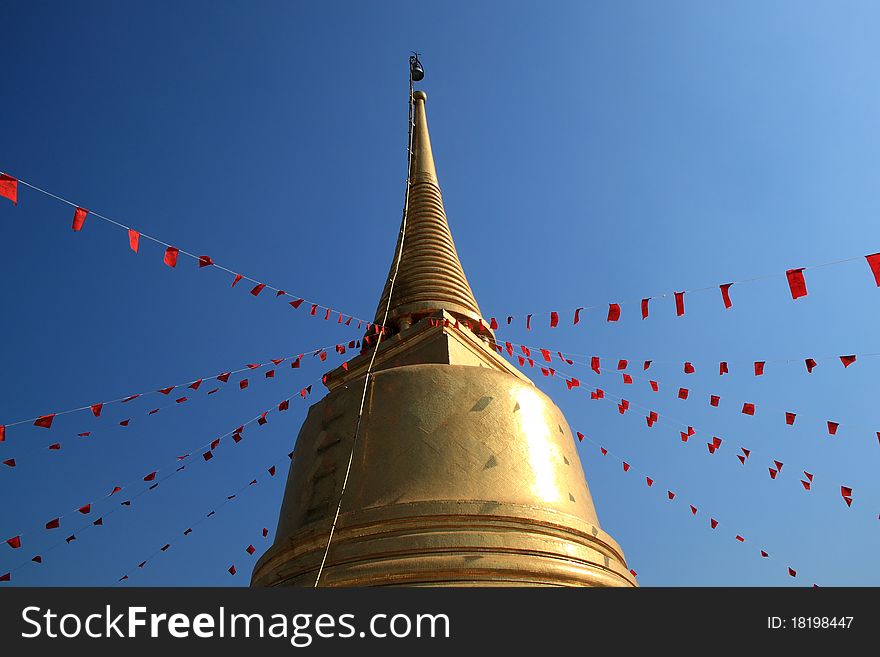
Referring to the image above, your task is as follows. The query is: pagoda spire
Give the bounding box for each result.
[372,90,486,332]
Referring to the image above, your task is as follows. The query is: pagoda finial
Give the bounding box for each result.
[372,90,486,333]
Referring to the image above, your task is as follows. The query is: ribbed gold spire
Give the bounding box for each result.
[373,90,485,330]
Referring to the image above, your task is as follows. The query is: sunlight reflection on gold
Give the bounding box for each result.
[514,386,560,502]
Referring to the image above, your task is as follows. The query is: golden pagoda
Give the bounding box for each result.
[251,89,635,587]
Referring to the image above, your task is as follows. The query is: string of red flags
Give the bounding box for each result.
[0,171,386,335]
[438,317,880,380]
[0,363,336,570]
[487,336,880,446]
[501,352,866,518]
[477,251,880,331]
[576,428,814,585]
[0,339,358,444]
[117,463,278,584]
[7,170,880,346]
[502,340,880,447]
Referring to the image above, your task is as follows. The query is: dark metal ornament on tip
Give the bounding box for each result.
[409,54,424,81]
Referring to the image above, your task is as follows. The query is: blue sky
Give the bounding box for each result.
[1,1,879,586]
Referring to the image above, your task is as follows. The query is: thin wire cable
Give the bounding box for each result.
[2,176,380,329]
[485,253,875,320]
[502,352,865,513]
[1,344,339,430]
[313,71,416,586]
[2,346,343,547]
[6,172,879,335]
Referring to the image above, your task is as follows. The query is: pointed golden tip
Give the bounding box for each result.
[413,90,427,103]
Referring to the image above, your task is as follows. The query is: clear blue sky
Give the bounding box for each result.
[1,1,878,586]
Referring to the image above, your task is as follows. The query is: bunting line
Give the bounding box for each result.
[117,461,280,584]
[0,340,358,442]
[1,363,334,566]
[492,338,880,446]
[483,250,880,330]
[0,171,385,334]
[577,428,814,584]
[501,352,867,517]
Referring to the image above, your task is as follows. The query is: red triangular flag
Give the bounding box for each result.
[864,252,880,286]
[690,505,697,515]
[198,255,214,267]
[0,174,19,204]
[268,466,276,476]
[6,536,21,549]
[650,381,659,392]
[786,268,807,299]
[232,274,243,287]
[143,471,157,482]
[805,358,817,373]
[768,468,778,479]
[641,298,649,320]
[788,567,797,577]
[754,361,765,376]
[607,304,621,322]
[228,565,236,575]
[622,462,630,472]
[550,311,558,328]
[591,357,600,374]
[3,459,16,468]
[34,414,55,429]
[719,361,729,375]
[0,425,4,442]
[643,360,652,370]
[784,411,796,425]
[667,490,675,500]
[576,431,584,442]
[127,229,140,253]
[710,395,720,407]
[720,283,733,309]
[710,518,718,529]
[573,308,582,325]
[801,480,811,490]
[239,378,249,390]
[246,544,256,555]
[250,283,266,296]
[46,518,60,529]
[827,421,839,435]
[839,355,856,368]
[678,388,689,400]
[72,207,88,231]
[742,403,755,416]
[163,246,179,268]
[90,402,103,417]
[645,477,653,487]
[684,362,695,374]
